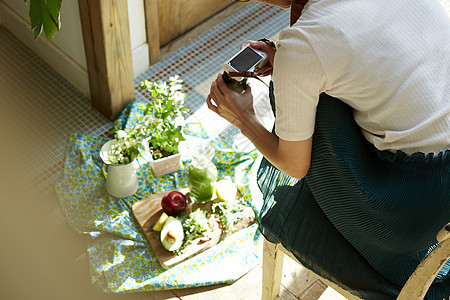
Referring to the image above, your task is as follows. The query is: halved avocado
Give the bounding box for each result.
[160,216,184,251]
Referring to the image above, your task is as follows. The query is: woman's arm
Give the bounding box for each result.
[240,112,312,179]
[207,73,312,179]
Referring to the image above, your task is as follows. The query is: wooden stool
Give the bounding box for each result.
[262,223,450,300]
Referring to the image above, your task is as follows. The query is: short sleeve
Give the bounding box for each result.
[272,27,326,141]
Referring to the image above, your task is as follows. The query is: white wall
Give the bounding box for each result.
[0,0,149,96]
[3,0,87,68]
[128,0,149,76]
[0,0,89,96]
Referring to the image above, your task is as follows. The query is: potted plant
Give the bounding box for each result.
[99,129,141,197]
[139,75,190,177]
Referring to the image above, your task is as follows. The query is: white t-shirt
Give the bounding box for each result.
[272,0,450,155]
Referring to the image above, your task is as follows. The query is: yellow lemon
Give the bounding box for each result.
[215,178,238,202]
[153,212,169,231]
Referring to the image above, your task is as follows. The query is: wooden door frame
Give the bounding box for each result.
[77,0,233,120]
[78,0,135,121]
[144,0,161,64]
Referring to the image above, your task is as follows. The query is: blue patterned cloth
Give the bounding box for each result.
[55,101,263,293]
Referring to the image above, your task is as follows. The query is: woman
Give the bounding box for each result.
[207,0,449,299]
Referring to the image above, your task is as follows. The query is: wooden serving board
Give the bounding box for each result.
[132,187,255,269]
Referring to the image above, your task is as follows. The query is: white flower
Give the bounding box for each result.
[116,130,127,139]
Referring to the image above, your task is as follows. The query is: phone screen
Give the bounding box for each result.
[229,47,263,72]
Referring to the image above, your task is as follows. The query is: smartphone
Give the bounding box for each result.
[222,45,268,73]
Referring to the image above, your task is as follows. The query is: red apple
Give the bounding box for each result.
[161,191,187,216]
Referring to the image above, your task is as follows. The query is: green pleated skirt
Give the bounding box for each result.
[257,87,450,299]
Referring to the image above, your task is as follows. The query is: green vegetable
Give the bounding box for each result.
[212,199,249,230]
[175,208,211,253]
[160,217,184,251]
[188,166,216,203]
[171,200,251,255]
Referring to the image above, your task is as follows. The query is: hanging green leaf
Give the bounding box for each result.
[28,0,41,28]
[26,0,62,39]
[42,0,62,39]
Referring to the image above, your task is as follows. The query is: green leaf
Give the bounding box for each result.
[42,0,61,39]
[42,10,59,39]
[33,20,43,39]
[45,0,62,22]
[29,0,42,28]
[28,0,61,39]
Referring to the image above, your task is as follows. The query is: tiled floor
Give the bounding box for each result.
[1,3,345,300]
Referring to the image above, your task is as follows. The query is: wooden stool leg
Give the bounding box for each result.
[262,238,284,300]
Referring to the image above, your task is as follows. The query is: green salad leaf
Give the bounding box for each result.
[212,199,249,231]
[175,208,211,253]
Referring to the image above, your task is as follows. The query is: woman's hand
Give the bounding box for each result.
[241,40,277,76]
[207,73,256,132]
[206,72,312,179]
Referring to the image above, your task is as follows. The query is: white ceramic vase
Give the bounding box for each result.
[100,140,139,197]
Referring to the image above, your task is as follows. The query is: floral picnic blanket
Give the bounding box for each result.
[55,101,263,293]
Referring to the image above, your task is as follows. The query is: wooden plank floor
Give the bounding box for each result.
[0,4,346,300]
